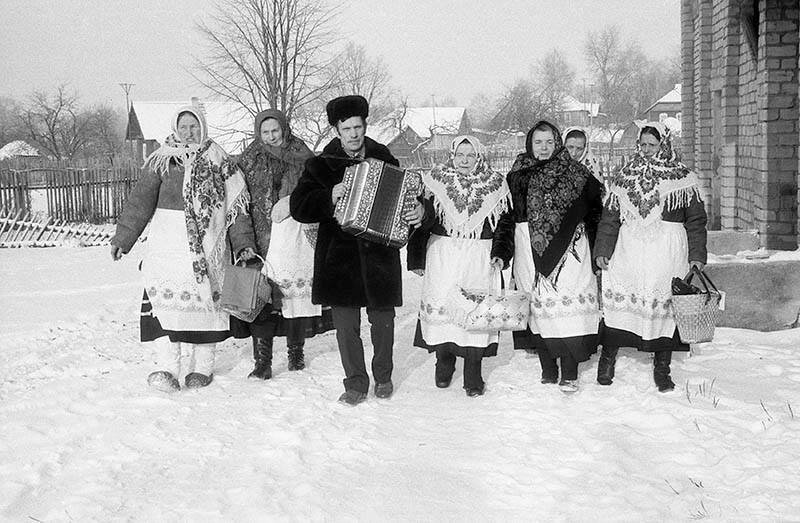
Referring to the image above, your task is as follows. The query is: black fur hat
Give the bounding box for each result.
[326,95,369,126]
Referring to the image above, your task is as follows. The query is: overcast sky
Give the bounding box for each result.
[1,0,681,110]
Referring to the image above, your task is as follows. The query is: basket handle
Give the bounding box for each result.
[234,252,265,267]
[685,266,720,305]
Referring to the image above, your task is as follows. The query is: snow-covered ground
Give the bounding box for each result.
[1,246,799,521]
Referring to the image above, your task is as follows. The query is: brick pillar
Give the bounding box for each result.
[760,0,799,249]
[694,1,715,215]
[681,0,696,170]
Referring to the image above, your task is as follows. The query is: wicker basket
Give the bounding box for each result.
[670,268,723,344]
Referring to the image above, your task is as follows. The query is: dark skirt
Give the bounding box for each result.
[140,290,230,344]
[229,302,335,345]
[600,321,689,352]
[512,327,597,362]
[413,321,498,359]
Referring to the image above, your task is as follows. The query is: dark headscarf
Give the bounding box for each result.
[507,120,598,280]
[251,109,313,169]
[238,109,314,255]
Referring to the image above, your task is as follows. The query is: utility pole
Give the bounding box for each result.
[119,83,135,112]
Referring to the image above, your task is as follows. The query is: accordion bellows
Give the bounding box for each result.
[334,159,422,248]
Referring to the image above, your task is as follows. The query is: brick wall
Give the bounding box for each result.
[759,0,798,249]
[683,0,799,249]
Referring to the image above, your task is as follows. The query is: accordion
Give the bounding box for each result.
[334,158,422,248]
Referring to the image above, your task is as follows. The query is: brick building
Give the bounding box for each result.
[681,0,799,248]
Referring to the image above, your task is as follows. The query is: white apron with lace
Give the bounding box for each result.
[601,218,688,340]
[418,235,501,349]
[264,217,320,319]
[141,209,230,332]
[513,223,600,339]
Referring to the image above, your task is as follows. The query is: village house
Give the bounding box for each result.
[124,98,253,159]
[370,106,471,166]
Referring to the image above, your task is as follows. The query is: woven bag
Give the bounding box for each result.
[449,284,530,332]
[670,268,723,344]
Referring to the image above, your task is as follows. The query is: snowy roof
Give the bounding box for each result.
[0,140,40,160]
[561,96,600,117]
[644,84,682,113]
[371,106,466,143]
[132,100,254,154]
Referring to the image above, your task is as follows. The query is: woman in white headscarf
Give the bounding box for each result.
[595,122,707,392]
[111,105,256,392]
[562,126,603,183]
[407,135,514,397]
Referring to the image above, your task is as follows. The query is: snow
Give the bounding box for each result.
[0,140,39,160]
[709,247,800,264]
[2,246,800,520]
[561,96,600,117]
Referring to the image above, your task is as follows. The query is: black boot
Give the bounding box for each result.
[287,343,305,371]
[653,350,675,392]
[596,346,619,386]
[248,337,273,380]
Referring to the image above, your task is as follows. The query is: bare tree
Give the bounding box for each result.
[535,49,575,123]
[490,79,542,132]
[0,97,26,148]
[584,25,679,152]
[19,85,92,160]
[466,92,495,130]
[328,42,394,118]
[293,41,396,150]
[83,105,125,159]
[195,0,339,120]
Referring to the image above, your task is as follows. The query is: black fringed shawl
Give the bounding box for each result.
[506,120,603,280]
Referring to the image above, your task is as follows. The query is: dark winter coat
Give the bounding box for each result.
[594,193,708,263]
[112,162,255,254]
[289,136,403,308]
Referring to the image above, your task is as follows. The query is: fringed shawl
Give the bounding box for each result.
[423,135,511,239]
[142,105,249,303]
[605,125,702,227]
[239,112,314,255]
[507,121,595,280]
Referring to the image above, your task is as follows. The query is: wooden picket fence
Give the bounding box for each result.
[0,208,114,248]
[0,158,142,223]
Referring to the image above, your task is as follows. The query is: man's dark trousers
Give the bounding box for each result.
[331,306,394,393]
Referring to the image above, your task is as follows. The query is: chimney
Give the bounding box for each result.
[190,96,206,116]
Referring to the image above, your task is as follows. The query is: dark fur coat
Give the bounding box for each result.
[289,136,403,308]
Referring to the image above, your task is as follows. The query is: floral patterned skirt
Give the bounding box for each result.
[140,209,229,334]
[416,234,501,354]
[601,220,688,344]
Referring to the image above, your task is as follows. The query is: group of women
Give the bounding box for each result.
[411,121,706,396]
[111,105,332,392]
[112,103,706,397]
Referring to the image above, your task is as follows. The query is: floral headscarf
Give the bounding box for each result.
[422,135,511,239]
[238,109,314,255]
[143,105,249,304]
[605,122,701,226]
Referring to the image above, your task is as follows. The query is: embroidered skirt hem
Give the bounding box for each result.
[413,321,498,358]
[140,290,230,343]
